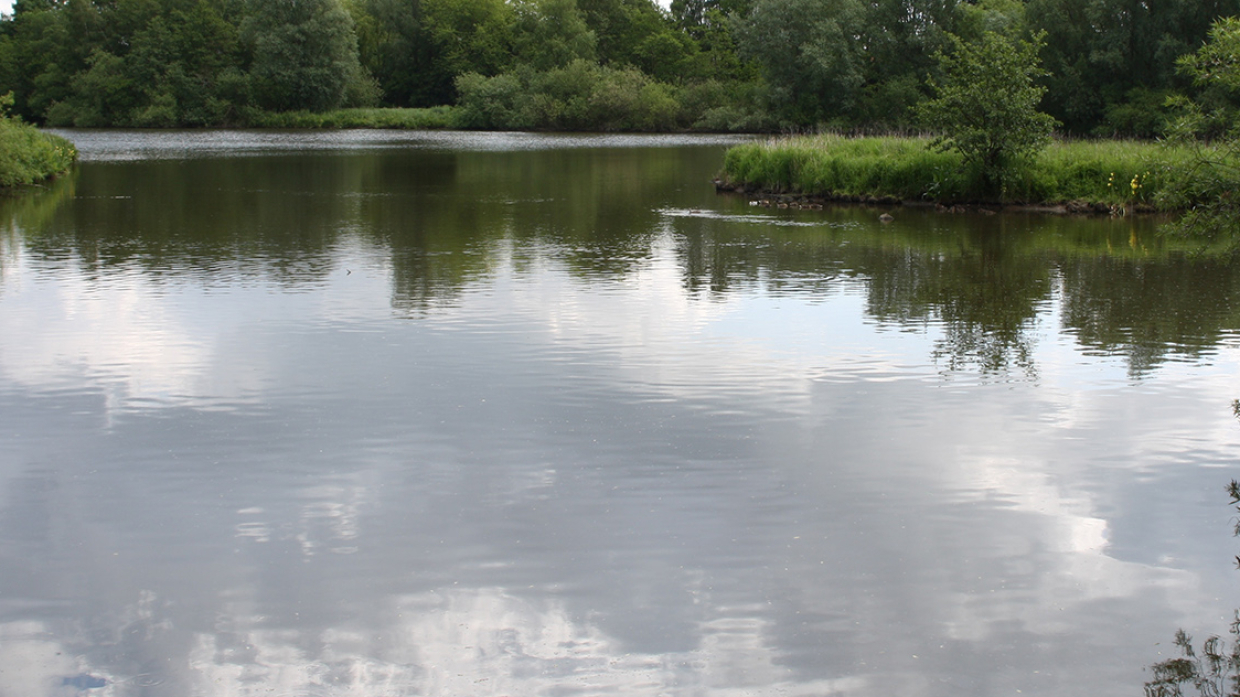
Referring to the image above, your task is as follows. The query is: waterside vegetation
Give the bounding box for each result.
[245,106,456,130]
[717,135,1181,211]
[0,95,75,187]
[1,0,1239,136]
[721,16,1240,225]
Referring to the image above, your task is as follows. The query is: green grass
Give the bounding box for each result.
[246,106,458,129]
[0,117,76,187]
[720,134,1200,207]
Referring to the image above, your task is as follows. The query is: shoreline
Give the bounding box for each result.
[716,135,1179,217]
[0,123,77,189]
[713,179,1161,217]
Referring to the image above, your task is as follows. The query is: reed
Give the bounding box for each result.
[721,134,1197,208]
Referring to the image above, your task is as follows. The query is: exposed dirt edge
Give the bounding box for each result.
[712,179,1161,216]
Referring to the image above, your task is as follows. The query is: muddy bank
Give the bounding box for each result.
[713,179,1161,217]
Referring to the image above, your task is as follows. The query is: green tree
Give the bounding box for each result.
[1027,0,1240,136]
[731,0,867,124]
[348,0,426,107]
[0,0,97,121]
[954,0,1024,39]
[52,0,246,126]
[455,58,681,131]
[577,0,683,71]
[166,1,246,124]
[916,30,1058,197]
[1156,17,1240,241]
[241,0,373,112]
[669,0,754,81]
[419,0,513,96]
[850,0,958,127]
[511,0,596,71]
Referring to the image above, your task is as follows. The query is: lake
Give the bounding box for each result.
[1,130,1238,697]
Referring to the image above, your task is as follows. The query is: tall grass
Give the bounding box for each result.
[0,116,77,187]
[721,134,1197,207]
[246,106,458,129]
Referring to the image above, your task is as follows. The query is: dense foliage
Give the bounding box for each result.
[720,134,1176,205]
[1155,17,1240,240]
[915,30,1057,193]
[1,0,1239,133]
[0,93,75,185]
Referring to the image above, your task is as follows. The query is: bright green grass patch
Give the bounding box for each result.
[0,117,76,187]
[247,106,458,129]
[721,134,1199,207]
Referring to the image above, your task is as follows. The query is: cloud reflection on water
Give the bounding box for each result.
[1,135,1238,697]
[0,239,1229,695]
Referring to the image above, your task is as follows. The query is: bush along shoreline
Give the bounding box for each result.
[715,135,1187,215]
[0,96,76,189]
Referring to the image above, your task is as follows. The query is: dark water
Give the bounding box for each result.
[2,130,1239,697]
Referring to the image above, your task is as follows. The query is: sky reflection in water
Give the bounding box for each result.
[0,131,1238,697]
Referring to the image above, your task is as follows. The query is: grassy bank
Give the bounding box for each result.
[719,135,1197,209]
[245,106,458,129]
[0,115,76,187]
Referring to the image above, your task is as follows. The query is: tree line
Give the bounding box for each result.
[1,0,1239,133]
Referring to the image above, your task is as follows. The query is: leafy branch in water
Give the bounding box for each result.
[1144,402,1240,696]
[1230,481,1240,569]
[1145,620,1240,697]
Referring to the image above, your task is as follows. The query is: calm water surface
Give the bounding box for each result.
[2,130,1239,697]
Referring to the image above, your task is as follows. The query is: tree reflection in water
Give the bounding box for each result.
[1145,403,1240,697]
[671,205,1240,380]
[14,144,1240,381]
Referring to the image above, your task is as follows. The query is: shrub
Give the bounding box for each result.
[916,31,1058,197]
[456,60,687,131]
[0,94,76,187]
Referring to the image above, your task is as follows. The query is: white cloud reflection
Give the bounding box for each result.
[2,223,1239,697]
[0,265,213,409]
[188,588,861,697]
[0,589,863,697]
[0,237,393,417]
[0,621,81,697]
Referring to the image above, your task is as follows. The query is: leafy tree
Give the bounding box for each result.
[577,0,685,71]
[0,0,95,121]
[731,0,965,127]
[916,30,1058,197]
[37,0,248,126]
[166,1,246,124]
[669,0,754,81]
[850,0,959,127]
[1157,17,1240,241]
[731,0,868,124]
[629,22,699,82]
[1027,0,1240,135]
[418,0,513,99]
[455,58,682,131]
[953,0,1024,39]
[49,48,133,126]
[511,0,596,71]
[240,0,373,112]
